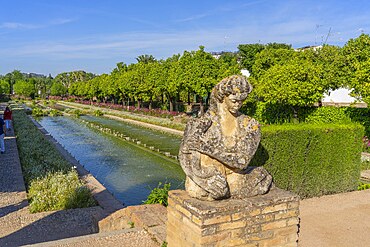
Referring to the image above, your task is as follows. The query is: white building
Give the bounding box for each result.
[322,88,367,107]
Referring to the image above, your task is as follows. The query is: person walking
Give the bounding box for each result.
[3,106,12,130]
[0,115,5,154]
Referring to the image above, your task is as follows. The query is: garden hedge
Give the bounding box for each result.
[251,123,364,198]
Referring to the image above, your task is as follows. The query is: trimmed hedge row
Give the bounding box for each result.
[13,108,96,212]
[242,103,370,136]
[252,123,364,198]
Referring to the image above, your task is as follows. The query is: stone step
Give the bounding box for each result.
[23,228,160,247]
[97,204,167,244]
[361,170,370,181]
[361,152,370,162]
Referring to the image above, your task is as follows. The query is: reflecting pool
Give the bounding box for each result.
[38,116,185,206]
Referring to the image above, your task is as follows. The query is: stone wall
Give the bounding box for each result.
[166,189,299,247]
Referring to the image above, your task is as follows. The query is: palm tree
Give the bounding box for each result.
[136,54,156,64]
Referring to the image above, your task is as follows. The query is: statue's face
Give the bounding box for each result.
[224,94,244,115]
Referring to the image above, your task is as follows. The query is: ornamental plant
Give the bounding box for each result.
[143,182,171,206]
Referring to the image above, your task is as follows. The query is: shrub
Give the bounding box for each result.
[305,107,352,124]
[251,123,364,198]
[71,109,82,117]
[358,182,370,191]
[49,109,62,116]
[31,107,45,117]
[28,171,96,213]
[94,109,103,116]
[345,107,370,136]
[143,182,171,206]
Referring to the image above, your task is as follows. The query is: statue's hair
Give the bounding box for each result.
[210,75,252,109]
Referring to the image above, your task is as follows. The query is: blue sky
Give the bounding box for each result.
[1,0,369,76]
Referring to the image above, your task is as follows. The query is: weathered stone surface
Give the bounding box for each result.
[166,189,300,247]
[179,75,273,200]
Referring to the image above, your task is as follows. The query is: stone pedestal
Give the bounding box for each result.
[166,188,299,247]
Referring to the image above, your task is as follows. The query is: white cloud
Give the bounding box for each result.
[0,18,76,30]
[0,22,40,29]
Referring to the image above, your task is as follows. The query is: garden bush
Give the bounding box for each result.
[305,106,352,124]
[345,107,370,136]
[251,123,364,198]
[13,109,96,212]
[28,171,96,213]
[143,182,171,206]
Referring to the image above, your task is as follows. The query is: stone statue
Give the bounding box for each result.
[179,75,272,200]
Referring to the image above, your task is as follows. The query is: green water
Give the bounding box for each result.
[38,116,185,206]
[80,115,182,157]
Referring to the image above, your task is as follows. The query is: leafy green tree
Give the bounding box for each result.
[342,34,370,102]
[350,60,370,104]
[218,52,239,67]
[265,42,292,50]
[55,71,95,93]
[13,80,36,98]
[4,70,24,94]
[342,34,370,67]
[35,74,54,98]
[238,43,293,75]
[50,82,67,96]
[307,45,346,91]
[160,54,182,112]
[178,46,240,114]
[179,47,218,114]
[252,48,295,79]
[238,44,265,72]
[115,64,138,108]
[111,62,129,104]
[253,57,325,117]
[0,79,10,94]
[97,74,115,102]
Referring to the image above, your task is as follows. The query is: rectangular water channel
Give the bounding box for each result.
[37,116,185,206]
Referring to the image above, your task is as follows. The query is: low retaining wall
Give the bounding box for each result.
[167,189,299,247]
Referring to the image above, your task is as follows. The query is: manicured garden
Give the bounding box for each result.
[32,100,370,200]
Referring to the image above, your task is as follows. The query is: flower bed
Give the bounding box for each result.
[48,96,181,119]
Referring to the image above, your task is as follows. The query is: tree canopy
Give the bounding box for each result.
[2,34,370,112]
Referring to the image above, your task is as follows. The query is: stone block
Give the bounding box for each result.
[166,188,299,247]
[204,215,232,225]
[262,203,288,214]
[274,209,299,220]
[261,219,287,231]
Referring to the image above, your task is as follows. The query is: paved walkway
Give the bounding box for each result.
[299,189,370,247]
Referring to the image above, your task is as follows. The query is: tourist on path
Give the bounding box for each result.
[3,106,12,130]
[0,116,5,154]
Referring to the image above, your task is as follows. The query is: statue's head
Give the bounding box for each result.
[210,75,252,114]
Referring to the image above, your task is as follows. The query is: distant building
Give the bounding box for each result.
[209,51,238,59]
[322,88,367,108]
[295,45,323,51]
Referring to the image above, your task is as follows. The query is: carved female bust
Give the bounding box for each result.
[179,75,272,200]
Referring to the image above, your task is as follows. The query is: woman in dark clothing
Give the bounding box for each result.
[4,106,12,130]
